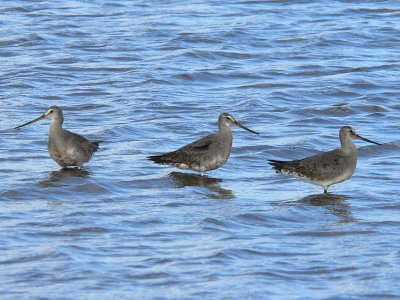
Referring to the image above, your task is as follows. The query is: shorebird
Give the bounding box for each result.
[15,106,100,169]
[268,126,381,194]
[148,112,258,176]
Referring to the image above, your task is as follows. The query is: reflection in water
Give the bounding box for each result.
[285,193,356,224]
[168,171,235,199]
[297,193,351,206]
[39,168,91,187]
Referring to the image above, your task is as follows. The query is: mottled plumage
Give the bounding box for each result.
[15,106,100,169]
[269,126,381,193]
[148,113,258,176]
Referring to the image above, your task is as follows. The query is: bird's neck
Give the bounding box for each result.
[49,117,63,134]
[340,137,357,153]
[218,124,231,133]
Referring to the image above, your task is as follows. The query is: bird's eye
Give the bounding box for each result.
[49,110,53,113]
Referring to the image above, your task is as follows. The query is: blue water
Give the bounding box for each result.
[1,1,400,298]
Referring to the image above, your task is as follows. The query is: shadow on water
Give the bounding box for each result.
[38,168,91,187]
[168,171,236,199]
[284,193,356,223]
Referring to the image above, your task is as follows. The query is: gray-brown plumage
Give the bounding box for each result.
[269,126,381,193]
[15,106,100,169]
[148,113,258,176]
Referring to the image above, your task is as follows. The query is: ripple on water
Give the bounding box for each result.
[1,0,400,298]
[0,250,68,266]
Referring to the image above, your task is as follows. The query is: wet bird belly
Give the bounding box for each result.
[280,164,356,188]
[48,145,83,167]
[204,154,229,171]
[173,154,228,173]
[327,167,355,185]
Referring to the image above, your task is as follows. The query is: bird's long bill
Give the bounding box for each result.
[14,114,46,129]
[356,134,381,145]
[234,121,258,134]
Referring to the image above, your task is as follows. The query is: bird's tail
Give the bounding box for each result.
[268,159,286,172]
[147,155,167,164]
[90,140,102,152]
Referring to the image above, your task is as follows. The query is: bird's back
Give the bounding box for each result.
[148,131,232,172]
[269,147,357,183]
[149,133,217,164]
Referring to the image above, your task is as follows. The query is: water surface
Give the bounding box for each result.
[1,0,400,298]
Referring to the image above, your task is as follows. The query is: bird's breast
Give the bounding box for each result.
[48,136,81,166]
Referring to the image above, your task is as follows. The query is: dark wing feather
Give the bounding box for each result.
[67,130,100,157]
[268,159,302,172]
[148,134,214,165]
[269,149,347,180]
